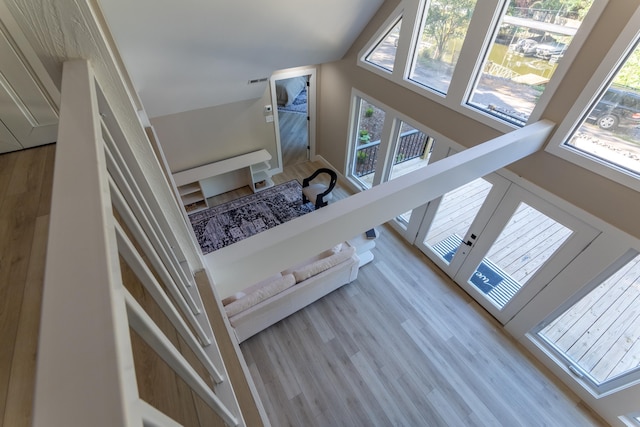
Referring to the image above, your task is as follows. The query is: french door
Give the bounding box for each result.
[415,174,598,324]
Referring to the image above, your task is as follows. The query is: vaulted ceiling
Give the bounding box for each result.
[99,0,385,118]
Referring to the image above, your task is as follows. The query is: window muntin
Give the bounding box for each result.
[409,0,477,95]
[562,42,640,177]
[467,1,594,126]
[388,122,434,225]
[365,19,402,72]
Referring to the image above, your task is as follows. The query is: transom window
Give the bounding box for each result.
[409,0,477,95]
[467,0,594,126]
[365,18,402,72]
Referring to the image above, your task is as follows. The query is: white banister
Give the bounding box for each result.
[114,222,221,380]
[103,121,197,293]
[124,292,239,426]
[33,59,140,427]
[207,120,557,297]
[138,401,183,427]
[34,59,248,427]
[108,174,210,340]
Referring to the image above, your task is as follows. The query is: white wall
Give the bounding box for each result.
[151,88,279,173]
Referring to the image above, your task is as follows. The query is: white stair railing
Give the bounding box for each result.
[33,59,245,427]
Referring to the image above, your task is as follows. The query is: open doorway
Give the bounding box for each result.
[271,69,315,171]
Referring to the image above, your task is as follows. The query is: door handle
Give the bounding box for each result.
[464,234,477,246]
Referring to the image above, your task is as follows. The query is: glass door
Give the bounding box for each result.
[417,177,598,324]
[386,121,439,241]
[348,98,387,190]
[452,185,598,323]
[416,173,510,277]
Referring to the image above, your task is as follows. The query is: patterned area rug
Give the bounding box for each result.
[189,180,314,254]
[278,88,307,115]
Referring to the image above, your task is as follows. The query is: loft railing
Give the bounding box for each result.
[33,59,248,427]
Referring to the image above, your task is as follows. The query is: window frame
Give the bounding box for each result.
[344,88,453,192]
[532,247,640,396]
[544,6,640,193]
[362,15,403,74]
[344,90,391,190]
[357,0,608,134]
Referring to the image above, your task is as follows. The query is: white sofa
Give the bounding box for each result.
[222,242,360,342]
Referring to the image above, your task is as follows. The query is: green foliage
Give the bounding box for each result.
[422,0,475,62]
[357,150,368,163]
[359,129,371,144]
[614,47,640,90]
[364,107,374,117]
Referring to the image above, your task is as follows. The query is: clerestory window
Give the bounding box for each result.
[365,18,402,73]
[467,0,595,126]
[409,0,477,95]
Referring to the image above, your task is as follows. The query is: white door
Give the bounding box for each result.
[416,176,598,324]
[416,173,511,277]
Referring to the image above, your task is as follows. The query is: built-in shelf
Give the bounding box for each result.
[251,161,274,192]
[173,149,273,212]
[177,181,207,213]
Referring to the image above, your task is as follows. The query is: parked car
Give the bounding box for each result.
[587,87,640,130]
[534,42,567,60]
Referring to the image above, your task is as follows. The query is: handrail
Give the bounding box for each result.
[33,59,247,427]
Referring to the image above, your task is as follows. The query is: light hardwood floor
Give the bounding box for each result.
[278,111,308,167]
[0,144,55,427]
[240,225,607,426]
[237,165,608,427]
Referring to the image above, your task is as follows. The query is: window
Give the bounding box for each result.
[545,7,640,191]
[409,0,477,94]
[365,18,402,72]
[536,250,640,394]
[467,0,595,126]
[349,98,387,189]
[562,43,640,177]
[388,122,434,225]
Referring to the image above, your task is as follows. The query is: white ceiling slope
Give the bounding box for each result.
[99,0,384,118]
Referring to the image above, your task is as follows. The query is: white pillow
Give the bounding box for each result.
[225,274,296,317]
[292,246,355,283]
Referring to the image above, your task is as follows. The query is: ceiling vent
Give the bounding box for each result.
[248,77,268,84]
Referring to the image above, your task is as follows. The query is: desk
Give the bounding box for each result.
[173,149,273,213]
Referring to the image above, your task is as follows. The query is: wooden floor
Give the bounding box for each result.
[1,146,610,426]
[278,111,308,167]
[0,144,55,427]
[236,164,607,427]
[240,223,606,426]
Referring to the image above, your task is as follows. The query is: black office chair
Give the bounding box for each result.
[302,168,337,209]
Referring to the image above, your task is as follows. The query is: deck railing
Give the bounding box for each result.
[33,60,248,426]
[355,129,428,177]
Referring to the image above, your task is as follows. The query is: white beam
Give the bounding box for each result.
[207,120,556,297]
